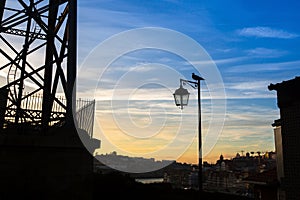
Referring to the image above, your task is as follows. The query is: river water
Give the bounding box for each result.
[135,178,164,184]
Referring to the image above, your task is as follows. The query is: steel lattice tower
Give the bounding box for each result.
[0,0,77,132]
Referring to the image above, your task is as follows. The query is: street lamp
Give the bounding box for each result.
[173,83,190,110]
[173,73,204,192]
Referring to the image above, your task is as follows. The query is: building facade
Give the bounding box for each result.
[269,76,300,200]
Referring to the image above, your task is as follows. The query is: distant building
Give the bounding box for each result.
[94,152,173,173]
[203,152,277,197]
[243,168,278,200]
[272,119,285,200]
[269,76,300,200]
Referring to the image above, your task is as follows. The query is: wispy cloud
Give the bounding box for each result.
[182,56,247,66]
[237,26,298,39]
[227,80,272,91]
[245,47,288,58]
[221,80,280,99]
[227,60,300,73]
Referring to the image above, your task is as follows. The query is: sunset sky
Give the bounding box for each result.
[76,0,300,164]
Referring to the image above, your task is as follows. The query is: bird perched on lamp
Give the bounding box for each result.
[192,73,204,81]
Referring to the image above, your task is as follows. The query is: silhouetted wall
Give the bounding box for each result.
[269,77,300,200]
[0,128,97,200]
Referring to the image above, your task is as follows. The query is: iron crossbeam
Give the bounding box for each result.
[4,27,46,39]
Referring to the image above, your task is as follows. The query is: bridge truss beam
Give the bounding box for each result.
[0,0,76,132]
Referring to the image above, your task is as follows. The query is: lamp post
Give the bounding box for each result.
[173,73,204,192]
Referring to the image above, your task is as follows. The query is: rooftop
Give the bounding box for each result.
[268,76,300,91]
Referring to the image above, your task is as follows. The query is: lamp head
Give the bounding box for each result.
[173,86,190,109]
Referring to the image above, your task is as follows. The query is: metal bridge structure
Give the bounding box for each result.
[0,1,99,198]
[0,0,91,134]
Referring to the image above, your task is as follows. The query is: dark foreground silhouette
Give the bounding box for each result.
[1,171,253,200]
[93,172,253,200]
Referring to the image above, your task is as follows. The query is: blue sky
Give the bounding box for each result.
[77,0,300,164]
